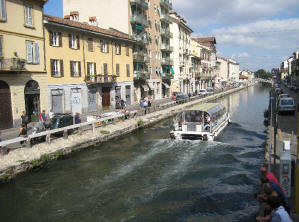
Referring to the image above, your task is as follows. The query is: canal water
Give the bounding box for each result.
[0,85,269,222]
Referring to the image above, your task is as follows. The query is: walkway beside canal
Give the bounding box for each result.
[264,83,299,220]
[0,85,251,182]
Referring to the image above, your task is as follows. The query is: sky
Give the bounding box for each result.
[44,0,299,72]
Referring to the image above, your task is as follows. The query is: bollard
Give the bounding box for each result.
[46,133,51,144]
[280,145,292,198]
[92,122,96,133]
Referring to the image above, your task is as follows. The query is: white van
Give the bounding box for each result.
[278,97,296,115]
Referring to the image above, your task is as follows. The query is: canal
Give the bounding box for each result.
[0,85,269,222]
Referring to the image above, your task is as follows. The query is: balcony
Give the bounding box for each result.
[86,74,116,85]
[133,52,146,63]
[131,14,149,27]
[160,0,172,10]
[130,0,148,9]
[0,58,26,71]
[133,34,149,45]
[162,73,173,79]
[161,58,173,65]
[134,70,150,80]
[160,29,173,38]
[161,44,173,52]
[160,14,172,24]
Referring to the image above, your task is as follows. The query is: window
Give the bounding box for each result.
[115,43,121,55]
[126,45,129,56]
[126,64,130,77]
[116,64,120,76]
[24,4,33,27]
[26,41,39,64]
[70,61,81,77]
[103,63,108,75]
[49,31,62,47]
[87,62,96,76]
[50,59,64,77]
[88,38,93,52]
[0,0,6,21]
[0,36,3,57]
[69,34,80,49]
[100,40,109,53]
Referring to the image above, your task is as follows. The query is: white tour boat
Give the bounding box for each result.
[170,103,230,141]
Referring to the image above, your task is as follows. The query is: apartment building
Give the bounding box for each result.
[228,59,239,82]
[63,0,173,101]
[190,39,201,92]
[0,0,48,129]
[192,37,216,89]
[169,12,193,94]
[44,14,134,114]
[216,57,229,83]
[291,50,299,85]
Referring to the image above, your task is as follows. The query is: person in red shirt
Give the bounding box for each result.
[260,165,285,194]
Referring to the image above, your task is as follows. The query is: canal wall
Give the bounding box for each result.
[0,85,254,183]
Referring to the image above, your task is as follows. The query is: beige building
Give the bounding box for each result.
[190,39,201,92]
[0,0,48,129]
[63,0,174,101]
[216,57,229,84]
[170,12,193,94]
[44,14,135,114]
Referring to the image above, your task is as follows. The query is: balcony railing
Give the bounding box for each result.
[160,14,172,24]
[86,74,116,84]
[161,58,173,65]
[130,0,148,9]
[160,0,172,10]
[0,58,26,71]
[134,70,150,80]
[161,44,173,52]
[160,29,173,38]
[162,73,174,79]
[132,34,149,45]
[131,14,149,27]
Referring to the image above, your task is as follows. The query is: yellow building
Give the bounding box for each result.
[0,0,48,129]
[44,14,134,114]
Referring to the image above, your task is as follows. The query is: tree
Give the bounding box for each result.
[254,69,272,79]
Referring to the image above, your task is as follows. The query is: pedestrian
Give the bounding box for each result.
[143,99,148,114]
[75,112,81,124]
[120,99,126,109]
[39,110,47,129]
[18,124,27,146]
[260,164,284,193]
[148,97,152,107]
[49,109,54,119]
[21,111,28,128]
[188,92,191,101]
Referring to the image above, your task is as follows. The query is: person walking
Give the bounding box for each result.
[18,124,28,146]
[39,110,47,129]
[49,109,54,119]
[75,112,81,124]
[21,111,28,128]
[143,99,148,115]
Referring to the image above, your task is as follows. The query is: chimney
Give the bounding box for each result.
[70,11,79,21]
[89,16,98,26]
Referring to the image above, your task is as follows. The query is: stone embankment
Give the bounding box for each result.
[0,85,252,182]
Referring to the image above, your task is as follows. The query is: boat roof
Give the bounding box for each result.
[186,103,224,115]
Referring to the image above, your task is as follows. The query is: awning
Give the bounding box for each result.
[136,24,143,30]
[170,66,175,74]
[162,82,170,89]
[141,84,149,91]
[187,103,224,116]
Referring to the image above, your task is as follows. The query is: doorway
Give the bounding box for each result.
[25,80,40,122]
[0,81,13,129]
[102,87,111,109]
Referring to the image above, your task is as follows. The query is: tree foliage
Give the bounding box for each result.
[254,69,272,79]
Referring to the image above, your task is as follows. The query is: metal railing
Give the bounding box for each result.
[160,0,172,10]
[0,58,26,71]
[160,14,172,23]
[130,0,148,9]
[160,29,173,38]
[131,15,149,27]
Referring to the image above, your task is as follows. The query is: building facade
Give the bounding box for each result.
[0,0,48,129]
[228,59,239,82]
[44,14,134,114]
[169,12,193,94]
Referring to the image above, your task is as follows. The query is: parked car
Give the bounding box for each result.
[275,88,283,95]
[278,93,289,101]
[206,87,214,94]
[48,113,75,135]
[278,97,296,115]
[199,89,207,96]
[175,94,188,104]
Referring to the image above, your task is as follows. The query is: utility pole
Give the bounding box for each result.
[296,104,299,213]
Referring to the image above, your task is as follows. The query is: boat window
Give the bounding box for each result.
[185,111,202,122]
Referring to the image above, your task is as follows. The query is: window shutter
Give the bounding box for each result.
[77,36,80,49]
[107,42,109,53]
[70,61,73,77]
[119,44,121,55]
[126,64,130,77]
[0,36,3,57]
[100,40,103,52]
[94,63,97,74]
[104,63,107,75]
[26,41,33,63]
[60,60,64,77]
[126,45,129,56]
[88,38,93,52]
[1,0,6,20]
[34,43,39,64]
[87,62,90,75]
[69,34,72,48]
[50,59,54,76]
[116,64,119,76]
[78,61,81,76]
[49,31,53,46]
[58,32,62,47]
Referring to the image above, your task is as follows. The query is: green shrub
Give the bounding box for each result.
[100,130,110,135]
[137,119,144,128]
